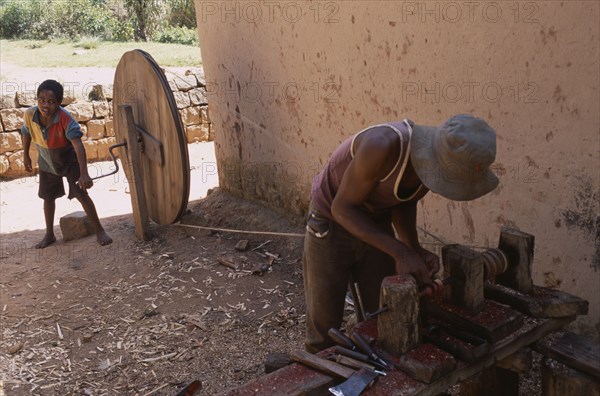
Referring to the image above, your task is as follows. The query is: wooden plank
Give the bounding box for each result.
[496,347,532,373]
[541,358,600,396]
[443,244,485,315]
[534,331,600,379]
[458,365,519,396]
[135,125,164,166]
[290,350,356,379]
[378,275,420,355]
[120,105,150,241]
[424,298,524,344]
[422,324,489,363]
[485,283,589,318]
[396,343,457,383]
[410,316,575,396]
[497,227,534,293]
[220,363,338,396]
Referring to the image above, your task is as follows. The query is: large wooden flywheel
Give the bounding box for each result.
[113,50,190,239]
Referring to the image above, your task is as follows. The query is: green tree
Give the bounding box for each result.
[124,0,161,41]
[166,0,196,28]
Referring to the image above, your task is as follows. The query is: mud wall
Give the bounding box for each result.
[195,1,599,336]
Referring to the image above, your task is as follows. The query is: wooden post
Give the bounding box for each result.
[541,358,600,396]
[496,347,532,373]
[459,365,519,396]
[443,244,485,315]
[497,227,534,293]
[459,348,531,396]
[120,104,151,241]
[378,274,420,355]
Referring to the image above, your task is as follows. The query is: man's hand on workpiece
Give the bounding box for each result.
[420,278,444,297]
[393,248,433,290]
[417,248,440,277]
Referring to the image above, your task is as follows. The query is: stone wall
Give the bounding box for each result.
[0,68,212,179]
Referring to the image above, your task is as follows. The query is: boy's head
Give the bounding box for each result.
[36,80,63,118]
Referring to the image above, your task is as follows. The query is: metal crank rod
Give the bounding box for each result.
[91,142,127,181]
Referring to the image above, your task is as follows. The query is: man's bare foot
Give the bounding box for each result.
[96,230,113,246]
[35,234,56,249]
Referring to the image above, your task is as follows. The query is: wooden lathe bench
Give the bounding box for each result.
[220,316,574,395]
[221,229,590,395]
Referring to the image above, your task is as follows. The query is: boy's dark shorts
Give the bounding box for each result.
[38,166,88,201]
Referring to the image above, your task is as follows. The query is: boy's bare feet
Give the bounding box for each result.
[96,230,113,246]
[35,234,56,249]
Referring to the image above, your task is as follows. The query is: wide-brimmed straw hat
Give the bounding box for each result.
[410,114,499,201]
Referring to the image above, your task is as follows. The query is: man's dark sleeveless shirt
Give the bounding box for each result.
[310,120,425,220]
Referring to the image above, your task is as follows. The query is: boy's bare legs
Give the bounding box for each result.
[77,195,112,246]
[36,199,57,249]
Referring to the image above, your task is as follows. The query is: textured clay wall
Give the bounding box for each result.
[195,1,599,336]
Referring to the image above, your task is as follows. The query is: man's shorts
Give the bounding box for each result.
[38,165,88,201]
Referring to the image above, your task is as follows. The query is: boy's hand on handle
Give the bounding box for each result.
[23,154,33,172]
[77,173,93,191]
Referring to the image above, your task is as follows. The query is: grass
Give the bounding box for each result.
[0,39,202,67]
[74,36,100,50]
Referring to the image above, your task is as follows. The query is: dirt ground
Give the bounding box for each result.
[0,61,313,396]
[1,185,313,395]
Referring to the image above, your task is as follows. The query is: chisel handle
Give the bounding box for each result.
[334,346,389,371]
[328,328,355,350]
[336,355,377,372]
[350,332,376,358]
[335,346,389,370]
[290,350,355,379]
[350,332,391,369]
[334,346,369,362]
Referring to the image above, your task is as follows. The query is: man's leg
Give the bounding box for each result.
[36,199,57,249]
[303,218,354,353]
[353,243,396,315]
[76,195,112,246]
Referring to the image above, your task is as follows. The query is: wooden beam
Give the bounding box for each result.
[541,358,600,396]
[443,244,485,315]
[135,125,164,166]
[496,347,532,373]
[458,365,519,396]
[411,316,575,396]
[424,298,523,344]
[485,283,589,318]
[290,350,355,379]
[497,227,534,293]
[378,275,420,355]
[120,104,151,241]
[396,344,457,383]
[534,331,599,379]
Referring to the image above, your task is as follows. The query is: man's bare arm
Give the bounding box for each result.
[71,138,93,190]
[331,127,432,285]
[392,202,440,277]
[392,202,420,249]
